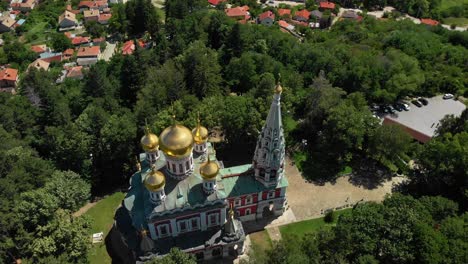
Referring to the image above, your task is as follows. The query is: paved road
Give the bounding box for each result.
[101,42,116,61]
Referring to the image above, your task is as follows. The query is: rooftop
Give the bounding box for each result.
[383,96,466,143]
[77,46,100,57]
[0,68,18,81]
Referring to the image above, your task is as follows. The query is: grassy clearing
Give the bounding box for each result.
[85,192,125,264]
[440,0,468,10]
[248,230,272,262]
[23,22,49,44]
[280,209,352,238]
[442,17,468,26]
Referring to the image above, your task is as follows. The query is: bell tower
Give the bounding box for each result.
[252,82,285,187]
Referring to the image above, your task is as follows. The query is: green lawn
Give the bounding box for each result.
[280,209,352,238]
[442,17,468,26]
[24,22,49,45]
[440,0,468,10]
[248,230,272,262]
[85,192,126,264]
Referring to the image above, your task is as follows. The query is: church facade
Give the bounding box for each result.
[113,83,288,262]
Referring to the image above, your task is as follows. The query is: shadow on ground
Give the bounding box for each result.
[347,158,393,190]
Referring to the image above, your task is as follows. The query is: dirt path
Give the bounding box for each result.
[73,201,98,217]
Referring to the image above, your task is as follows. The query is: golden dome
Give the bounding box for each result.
[200,156,219,180]
[274,82,283,94]
[192,118,209,144]
[159,124,194,157]
[144,169,166,192]
[141,127,159,152]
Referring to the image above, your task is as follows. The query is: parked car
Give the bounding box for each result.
[443,93,454,99]
[402,103,410,111]
[412,100,422,107]
[386,105,396,114]
[393,103,403,112]
[370,104,380,111]
[418,97,429,105]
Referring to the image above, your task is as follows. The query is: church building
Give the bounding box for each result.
[111,83,288,262]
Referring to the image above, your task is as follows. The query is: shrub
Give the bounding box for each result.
[324,210,335,223]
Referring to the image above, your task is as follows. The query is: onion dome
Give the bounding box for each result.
[199,155,219,180]
[159,119,194,157]
[192,117,209,145]
[140,126,159,152]
[274,81,283,94]
[144,169,166,192]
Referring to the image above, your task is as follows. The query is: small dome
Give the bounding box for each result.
[274,82,283,94]
[159,124,194,157]
[144,169,166,192]
[192,120,209,144]
[140,127,159,152]
[200,156,219,180]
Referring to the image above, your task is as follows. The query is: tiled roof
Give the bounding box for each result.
[259,10,275,21]
[66,66,83,78]
[77,46,100,57]
[0,68,18,81]
[278,9,291,17]
[320,1,335,9]
[225,6,248,18]
[28,59,50,71]
[207,0,226,5]
[31,44,46,53]
[294,9,310,19]
[98,13,112,21]
[59,10,77,23]
[84,9,99,17]
[71,36,90,45]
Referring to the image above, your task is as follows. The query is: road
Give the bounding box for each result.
[101,42,116,62]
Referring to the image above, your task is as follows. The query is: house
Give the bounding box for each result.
[0,68,19,93]
[66,66,84,79]
[76,46,100,66]
[258,11,275,26]
[0,17,16,33]
[319,1,335,11]
[58,10,78,31]
[92,37,105,45]
[310,10,322,20]
[78,1,108,12]
[278,20,295,31]
[294,9,310,22]
[72,36,90,46]
[39,52,63,63]
[84,9,100,23]
[31,44,48,54]
[28,59,50,71]
[420,18,439,26]
[10,0,37,12]
[98,13,112,25]
[341,10,362,21]
[122,40,145,55]
[278,9,291,18]
[63,48,75,60]
[208,0,226,6]
[225,6,250,23]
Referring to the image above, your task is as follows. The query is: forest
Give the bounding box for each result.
[0,0,467,263]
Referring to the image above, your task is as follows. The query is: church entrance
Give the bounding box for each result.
[262,202,275,219]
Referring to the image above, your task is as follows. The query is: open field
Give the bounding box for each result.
[86,192,125,264]
[443,17,468,26]
[440,0,468,10]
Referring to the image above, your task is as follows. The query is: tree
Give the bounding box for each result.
[44,171,91,212]
[17,189,59,229]
[147,247,196,264]
[436,109,468,136]
[84,21,105,38]
[368,124,412,168]
[49,33,73,52]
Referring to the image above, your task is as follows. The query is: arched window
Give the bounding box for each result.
[179,164,183,173]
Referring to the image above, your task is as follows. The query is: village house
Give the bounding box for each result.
[78,1,108,12]
[63,48,75,60]
[66,65,84,80]
[84,9,100,23]
[258,11,275,26]
[28,59,50,71]
[278,9,291,18]
[0,17,16,33]
[122,39,145,55]
[294,9,310,22]
[76,46,101,66]
[0,68,19,93]
[10,0,37,12]
[98,13,112,25]
[30,44,48,54]
[278,20,295,32]
[310,10,322,21]
[225,6,250,23]
[319,1,336,12]
[71,36,91,46]
[208,0,226,6]
[58,10,78,31]
[341,10,362,21]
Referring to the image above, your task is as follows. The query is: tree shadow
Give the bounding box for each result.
[347,158,393,190]
[300,151,342,186]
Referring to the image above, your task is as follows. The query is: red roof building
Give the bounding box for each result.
[0,68,19,90]
[98,13,112,24]
[319,2,336,10]
[63,48,75,60]
[278,9,291,17]
[66,66,84,79]
[77,46,101,57]
[294,9,310,21]
[71,36,90,46]
[420,18,439,26]
[259,11,275,21]
[31,44,46,54]
[122,40,145,55]
[207,0,226,6]
[225,6,250,23]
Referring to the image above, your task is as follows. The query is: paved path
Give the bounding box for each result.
[101,42,116,62]
[266,226,282,241]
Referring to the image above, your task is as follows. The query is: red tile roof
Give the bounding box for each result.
[122,40,145,55]
[259,11,275,21]
[99,13,112,22]
[63,48,75,56]
[225,6,249,18]
[320,2,335,9]
[64,32,72,39]
[77,46,100,57]
[31,45,46,53]
[207,0,226,5]
[294,9,310,20]
[278,9,291,17]
[278,20,291,28]
[0,68,18,82]
[72,36,90,45]
[420,18,439,26]
[66,66,84,78]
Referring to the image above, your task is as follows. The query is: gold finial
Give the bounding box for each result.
[274,74,283,94]
[229,203,234,218]
[171,114,176,126]
[135,156,141,171]
[140,229,148,236]
[144,118,151,135]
